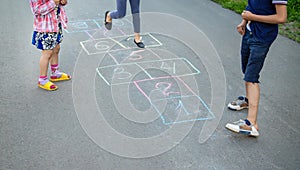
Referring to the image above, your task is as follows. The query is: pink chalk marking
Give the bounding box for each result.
[129,50,145,61]
[113,67,132,80]
[155,82,180,96]
[117,27,127,36]
[84,30,95,40]
[128,55,143,61]
[133,81,151,102]
[133,76,194,100]
[176,77,198,97]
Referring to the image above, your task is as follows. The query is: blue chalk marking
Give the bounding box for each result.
[175,100,191,115]
[149,95,215,125]
[92,19,102,29]
[195,95,215,119]
[65,19,101,33]
[182,58,201,74]
[164,117,213,125]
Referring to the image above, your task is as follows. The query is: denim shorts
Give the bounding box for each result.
[241,29,271,83]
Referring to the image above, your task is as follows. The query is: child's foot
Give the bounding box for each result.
[134,39,145,48]
[225,119,259,137]
[228,96,248,111]
[50,71,71,82]
[104,11,112,30]
[38,78,58,91]
[133,34,145,48]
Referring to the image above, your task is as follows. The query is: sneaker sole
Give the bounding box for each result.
[225,124,240,133]
[226,124,259,137]
[227,103,248,111]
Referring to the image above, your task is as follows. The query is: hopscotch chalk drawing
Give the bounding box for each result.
[80,33,162,55]
[96,57,201,86]
[67,17,214,125]
[134,77,214,125]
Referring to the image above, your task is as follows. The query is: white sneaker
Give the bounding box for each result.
[226,119,259,137]
[228,96,248,111]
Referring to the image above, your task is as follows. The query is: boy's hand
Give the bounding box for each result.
[54,0,60,5]
[60,0,68,5]
[241,10,253,21]
[237,19,247,35]
[237,23,246,35]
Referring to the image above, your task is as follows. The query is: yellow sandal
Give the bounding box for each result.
[38,81,58,91]
[50,73,71,82]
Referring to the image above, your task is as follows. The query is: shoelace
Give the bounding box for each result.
[232,96,247,105]
[232,119,247,126]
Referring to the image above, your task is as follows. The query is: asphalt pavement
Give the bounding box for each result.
[0,0,299,169]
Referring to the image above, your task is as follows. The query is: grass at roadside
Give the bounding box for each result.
[212,0,300,43]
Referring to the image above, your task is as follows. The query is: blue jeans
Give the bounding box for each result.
[110,0,140,33]
[241,29,271,83]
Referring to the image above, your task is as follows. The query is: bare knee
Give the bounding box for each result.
[42,50,54,59]
[53,44,60,55]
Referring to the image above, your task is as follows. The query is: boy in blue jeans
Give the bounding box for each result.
[226,0,287,136]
